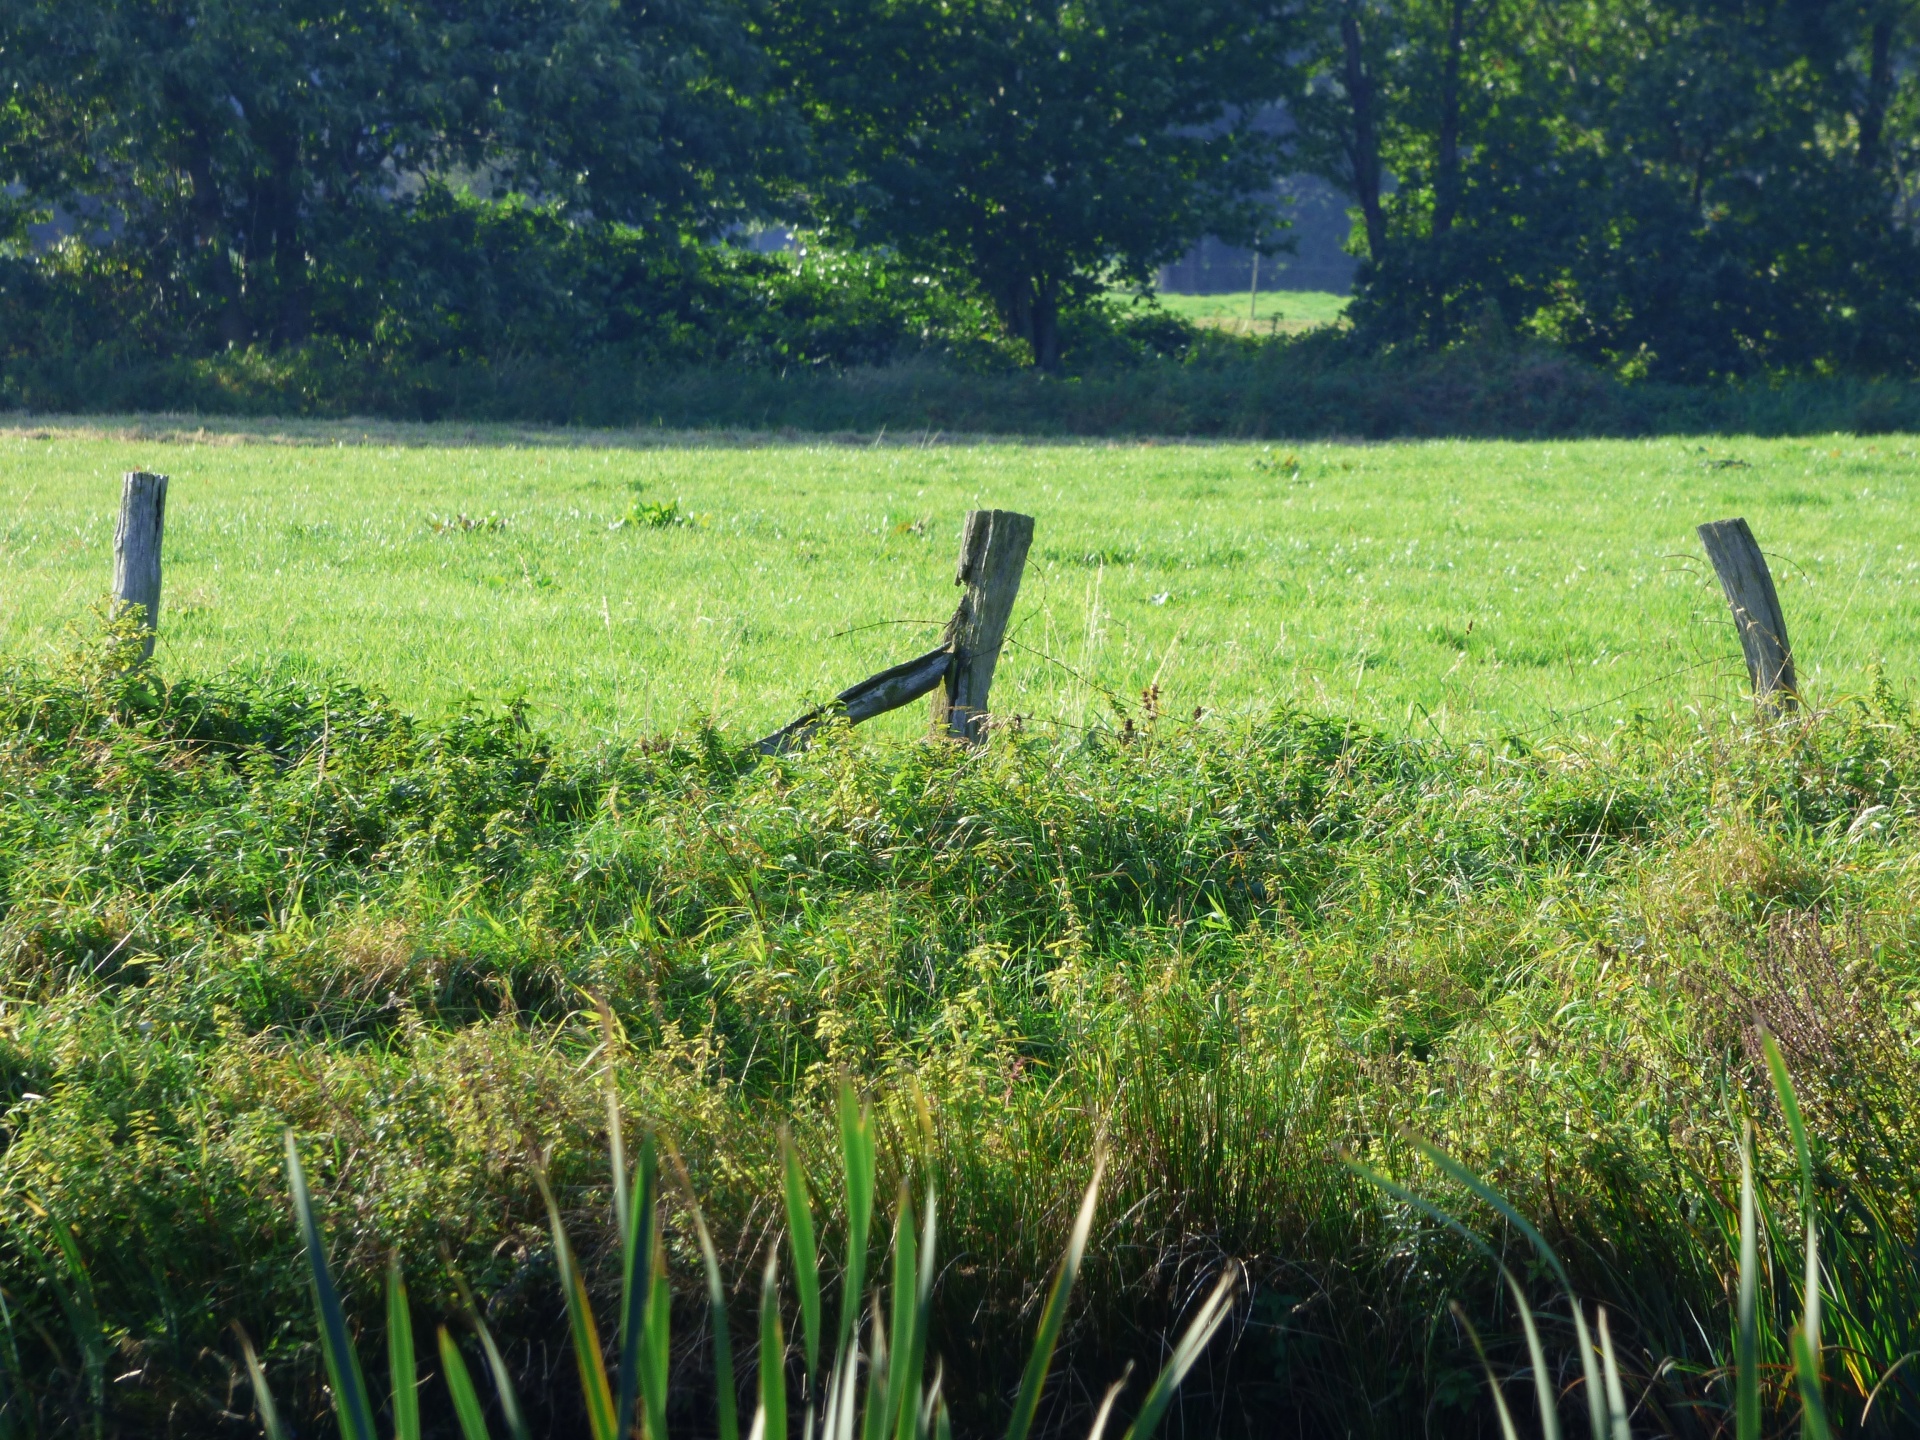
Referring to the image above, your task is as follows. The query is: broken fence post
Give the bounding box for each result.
[113,471,169,662]
[757,644,952,756]
[1697,516,1796,711]
[932,509,1034,743]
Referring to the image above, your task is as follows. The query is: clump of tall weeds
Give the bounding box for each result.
[2,627,1919,1435]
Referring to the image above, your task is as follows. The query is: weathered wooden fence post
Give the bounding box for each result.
[112,471,168,662]
[932,508,1034,742]
[1697,516,1796,711]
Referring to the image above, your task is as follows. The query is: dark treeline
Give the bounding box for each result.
[1,0,1916,398]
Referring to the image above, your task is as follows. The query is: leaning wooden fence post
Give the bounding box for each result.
[112,471,168,662]
[1697,517,1796,712]
[932,509,1035,743]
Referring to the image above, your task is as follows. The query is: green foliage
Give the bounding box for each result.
[3,618,1920,1431]
[1295,0,1920,379]
[767,0,1300,368]
[263,1089,1229,1440]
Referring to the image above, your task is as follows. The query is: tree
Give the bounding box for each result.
[0,0,786,349]
[1293,0,1920,377]
[767,0,1305,369]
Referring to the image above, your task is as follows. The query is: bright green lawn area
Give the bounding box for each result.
[1147,288,1350,331]
[3,419,1917,743]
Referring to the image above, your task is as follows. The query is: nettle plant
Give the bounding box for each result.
[245,1086,1235,1440]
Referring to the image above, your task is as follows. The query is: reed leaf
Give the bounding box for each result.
[1085,1371,1130,1440]
[1737,1126,1759,1440]
[1596,1308,1629,1440]
[448,1270,531,1440]
[619,1135,660,1440]
[673,1155,740,1440]
[838,1085,876,1367]
[234,1324,290,1440]
[438,1327,495,1440]
[1760,1032,1814,1212]
[1452,1303,1521,1440]
[535,1170,617,1440]
[286,1133,378,1440]
[1005,1158,1104,1440]
[1119,1265,1237,1440]
[1405,1136,1607,1440]
[388,1256,420,1440]
[1499,1266,1561,1440]
[783,1129,824,1385]
[644,1219,672,1440]
[759,1250,789,1440]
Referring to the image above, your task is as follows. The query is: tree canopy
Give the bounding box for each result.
[3,0,1918,376]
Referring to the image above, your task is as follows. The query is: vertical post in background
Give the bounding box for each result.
[113,471,168,662]
[932,509,1034,743]
[1697,517,1796,712]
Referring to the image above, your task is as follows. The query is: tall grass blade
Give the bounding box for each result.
[1760,1031,1813,1210]
[1791,1213,1830,1438]
[1404,1139,1606,1440]
[1085,1370,1131,1440]
[619,1136,660,1440]
[438,1327,496,1440]
[1801,1213,1821,1361]
[863,1291,889,1440]
[1791,1331,1834,1440]
[1006,1158,1105,1440]
[759,1250,789,1440]
[1737,1126,1759,1440]
[783,1130,823,1384]
[676,1169,740,1440]
[286,1133,379,1440]
[838,1085,876,1366]
[1452,1303,1521,1440]
[643,1220,672,1440]
[535,1171,617,1440]
[0,1283,22,1440]
[234,1324,290,1440]
[1118,1265,1237,1440]
[906,1185,936,1440]
[1596,1308,1630,1440]
[608,1091,631,1249]
[1499,1266,1561,1440]
[448,1270,531,1440]
[42,1220,105,1434]
[882,1185,918,1440]
[388,1255,420,1440]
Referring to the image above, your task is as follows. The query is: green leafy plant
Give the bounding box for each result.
[1357,1031,1908,1438]
[246,1083,1238,1440]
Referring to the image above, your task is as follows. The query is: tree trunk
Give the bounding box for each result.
[184,128,249,348]
[999,276,1063,371]
[1340,0,1387,261]
[1857,12,1894,170]
[1030,283,1062,372]
[1432,0,1467,236]
[266,130,309,344]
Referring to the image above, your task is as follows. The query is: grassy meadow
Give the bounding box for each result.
[4,420,1918,744]
[3,418,1920,1440]
[1147,289,1350,336]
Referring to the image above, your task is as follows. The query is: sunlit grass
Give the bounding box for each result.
[4,421,1919,748]
[1145,288,1350,334]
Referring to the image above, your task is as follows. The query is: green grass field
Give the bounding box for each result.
[5,420,1918,748]
[1147,288,1350,334]
[7,416,1920,1440]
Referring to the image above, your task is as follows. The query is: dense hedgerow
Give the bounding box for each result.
[3,626,1920,1436]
